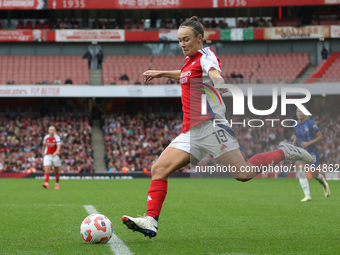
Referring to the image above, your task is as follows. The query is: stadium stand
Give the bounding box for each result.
[313,16,340,25]
[0,56,89,85]
[319,54,340,81]
[271,18,302,27]
[102,55,183,85]
[0,52,311,85]
[308,59,328,78]
[0,115,93,173]
[102,53,309,85]
[305,52,340,83]
[102,113,185,172]
[221,52,309,84]
[101,109,340,173]
[16,20,24,29]
[0,106,338,174]
[3,15,340,30]
[206,112,340,177]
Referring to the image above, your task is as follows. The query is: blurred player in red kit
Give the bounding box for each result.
[42,126,61,189]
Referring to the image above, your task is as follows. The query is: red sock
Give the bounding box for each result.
[44,173,50,183]
[147,179,168,221]
[248,150,285,172]
[55,173,60,184]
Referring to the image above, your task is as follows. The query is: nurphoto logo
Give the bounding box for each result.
[201,84,312,128]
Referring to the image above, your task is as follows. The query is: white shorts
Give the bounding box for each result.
[43,155,61,167]
[168,120,239,163]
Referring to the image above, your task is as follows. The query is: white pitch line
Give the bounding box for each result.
[83,205,133,255]
[83,205,99,214]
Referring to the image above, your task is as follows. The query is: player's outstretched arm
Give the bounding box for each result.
[209,68,228,93]
[143,70,181,83]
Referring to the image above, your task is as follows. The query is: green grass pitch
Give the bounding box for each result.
[0,178,339,255]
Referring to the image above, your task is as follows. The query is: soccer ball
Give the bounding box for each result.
[80,214,113,244]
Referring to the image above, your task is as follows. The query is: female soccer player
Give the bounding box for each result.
[42,126,61,189]
[122,16,314,238]
[293,108,330,201]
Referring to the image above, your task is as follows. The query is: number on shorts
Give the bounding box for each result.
[312,154,316,163]
[213,130,228,144]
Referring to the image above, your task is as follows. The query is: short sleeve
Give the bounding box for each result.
[310,120,320,134]
[200,49,221,75]
[56,135,61,144]
[43,135,47,144]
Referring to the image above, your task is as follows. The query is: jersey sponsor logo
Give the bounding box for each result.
[180,70,191,84]
[44,136,60,155]
[180,70,191,78]
[191,61,196,65]
[180,77,188,84]
[304,128,309,131]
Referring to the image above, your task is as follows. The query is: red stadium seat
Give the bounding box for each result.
[34,21,41,29]
[26,21,33,29]
[43,20,50,29]
[0,55,89,85]
[319,55,340,81]
[17,21,24,29]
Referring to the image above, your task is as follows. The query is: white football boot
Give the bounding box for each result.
[323,185,331,197]
[277,141,314,163]
[122,215,158,238]
[301,195,312,202]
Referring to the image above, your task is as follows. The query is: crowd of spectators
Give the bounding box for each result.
[52,19,80,29]
[237,17,272,28]
[199,111,340,169]
[5,78,76,86]
[0,115,93,173]
[102,112,186,173]
[1,109,338,175]
[92,19,145,30]
[109,72,242,86]
[313,112,340,166]
[2,14,340,31]
[2,19,80,30]
[102,110,340,174]
[108,74,178,85]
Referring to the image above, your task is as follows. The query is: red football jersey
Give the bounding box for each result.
[43,134,61,155]
[180,46,226,133]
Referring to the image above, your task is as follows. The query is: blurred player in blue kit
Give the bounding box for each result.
[293,108,330,201]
